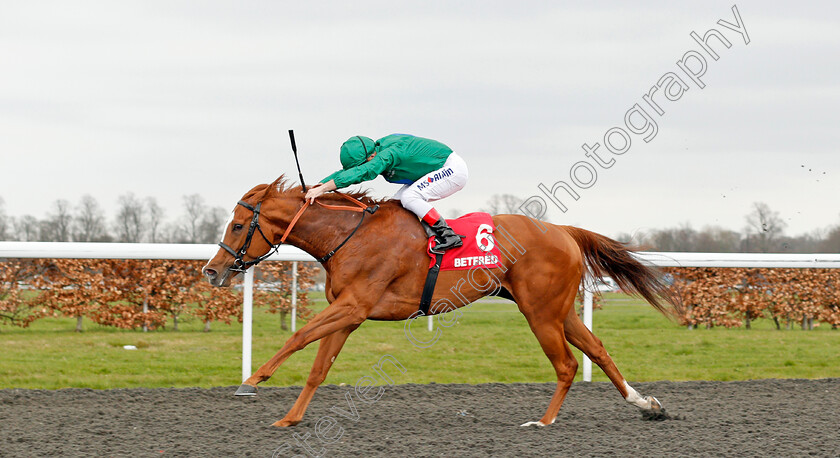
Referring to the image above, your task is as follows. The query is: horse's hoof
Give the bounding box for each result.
[641,396,671,421]
[648,395,662,411]
[272,418,300,428]
[520,420,546,427]
[234,384,258,396]
[520,418,554,427]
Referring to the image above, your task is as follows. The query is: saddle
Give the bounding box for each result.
[418,212,504,315]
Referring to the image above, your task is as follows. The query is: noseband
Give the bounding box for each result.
[219,194,378,272]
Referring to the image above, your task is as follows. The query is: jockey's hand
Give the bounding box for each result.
[305,180,337,204]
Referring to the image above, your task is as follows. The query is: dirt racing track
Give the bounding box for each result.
[2,378,839,457]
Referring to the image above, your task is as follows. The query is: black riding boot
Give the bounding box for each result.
[430,218,464,252]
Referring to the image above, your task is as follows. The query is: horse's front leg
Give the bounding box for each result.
[236,299,367,394]
[273,323,360,427]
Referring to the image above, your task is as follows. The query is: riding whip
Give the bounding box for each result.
[288,129,308,192]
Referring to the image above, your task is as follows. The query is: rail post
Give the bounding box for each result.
[582,279,594,382]
[291,261,298,332]
[242,267,254,383]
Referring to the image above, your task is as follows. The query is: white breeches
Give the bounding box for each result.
[392,152,469,219]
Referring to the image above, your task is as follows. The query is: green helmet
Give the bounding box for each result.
[339,136,376,170]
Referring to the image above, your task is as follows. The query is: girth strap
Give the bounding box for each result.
[419,251,444,315]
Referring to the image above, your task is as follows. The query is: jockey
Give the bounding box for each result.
[305,134,469,252]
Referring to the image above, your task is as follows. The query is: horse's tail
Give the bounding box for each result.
[563,226,682,318]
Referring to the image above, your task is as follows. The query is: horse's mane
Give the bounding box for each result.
[243,175,391,206]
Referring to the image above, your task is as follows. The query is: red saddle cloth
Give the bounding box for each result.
[427,212,504,271]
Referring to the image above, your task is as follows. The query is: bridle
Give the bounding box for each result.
[218,200,276,272]
[219,193,379,272]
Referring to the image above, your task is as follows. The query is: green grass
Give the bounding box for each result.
[1,293,838,389]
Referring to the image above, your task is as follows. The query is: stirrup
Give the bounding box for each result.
[430,236,463,254]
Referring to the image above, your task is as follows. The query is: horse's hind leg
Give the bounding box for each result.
[563,310,663,413]
[273,324,359,427]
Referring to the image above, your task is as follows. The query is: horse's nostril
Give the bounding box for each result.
[204,268,217,277]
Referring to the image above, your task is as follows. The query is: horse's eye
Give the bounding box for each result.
[232,224,244,231]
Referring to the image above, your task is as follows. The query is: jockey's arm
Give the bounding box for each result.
[304,180,337,203]
[308,154,392,204]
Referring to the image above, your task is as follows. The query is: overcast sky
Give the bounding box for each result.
[1,1,838,239]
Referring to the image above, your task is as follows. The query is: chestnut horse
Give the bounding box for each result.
[203,177,680,427]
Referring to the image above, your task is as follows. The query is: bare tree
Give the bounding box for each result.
[157,222,180,244]
[0,197,9,241]
[777,231,823,253]
[647,224,697,251]
[613,232,647,247]
[744,202,786,253]
[694,226,741,252]
[14,215,40,241]
[822,223,840,252]
[38,219,57,241]
[181,194,206,243]
[114,193,146,242]
[74,195,107,242]
[481,194,525,215]
[199,207,229,243]
[146,197,165,243]
[45,199,73,242]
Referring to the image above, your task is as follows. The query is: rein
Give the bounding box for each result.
[219,193,378,272]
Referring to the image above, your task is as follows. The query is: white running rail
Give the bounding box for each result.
[0,242,315,382]
[3,242,840,383]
